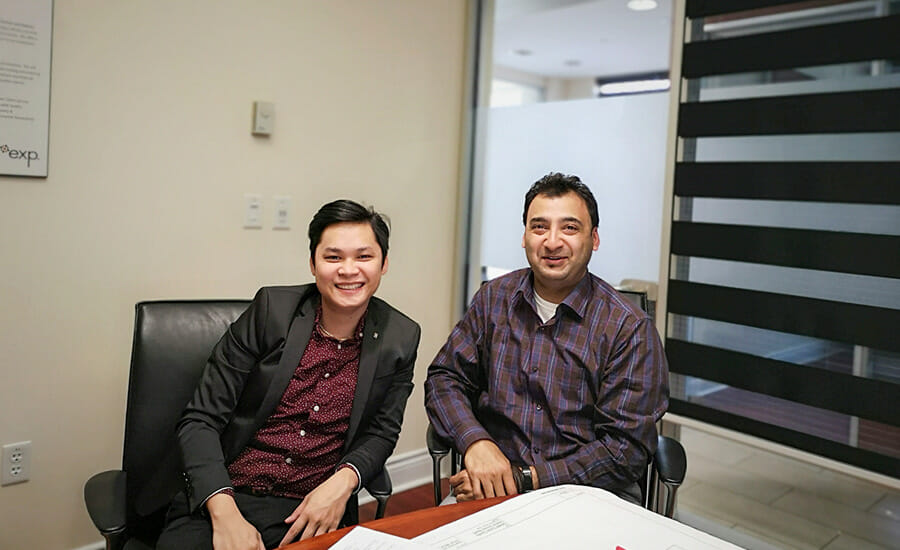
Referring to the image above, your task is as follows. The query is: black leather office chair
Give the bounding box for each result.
[616,288,650,315]
[426,426,685,517]
[617,288,687,515]
[426,289,687,517]
[642,434,687,517]
[84,300,391,550]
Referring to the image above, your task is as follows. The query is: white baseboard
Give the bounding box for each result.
[359,446,434,505]
[73,447,435,550]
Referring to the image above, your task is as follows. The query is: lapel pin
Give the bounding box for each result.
[373,332,379,339]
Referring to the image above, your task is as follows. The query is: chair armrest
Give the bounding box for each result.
[654,436,687,486]
[365,468,392,520]
[426,423,452,456]
[365,468,392,498]
[85,470,129,550]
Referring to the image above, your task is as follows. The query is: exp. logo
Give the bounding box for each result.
[1,143,40,167]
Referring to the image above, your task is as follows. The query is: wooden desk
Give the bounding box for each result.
[282,496,510,550]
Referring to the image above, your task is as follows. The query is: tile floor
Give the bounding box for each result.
[675,427,900,550]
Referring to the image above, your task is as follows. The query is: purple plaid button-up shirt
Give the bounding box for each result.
[425,268,668,496]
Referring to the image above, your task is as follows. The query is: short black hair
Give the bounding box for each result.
[308,199,390,265]
[522,172,599,229]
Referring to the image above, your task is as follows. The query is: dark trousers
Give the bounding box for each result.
[156,491,301,550]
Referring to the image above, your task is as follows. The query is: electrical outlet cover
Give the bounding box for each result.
[2,441,31,485]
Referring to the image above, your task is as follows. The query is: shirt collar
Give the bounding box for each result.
[513,269,592,321]
[559,270,593,320]
[300,283,386,338]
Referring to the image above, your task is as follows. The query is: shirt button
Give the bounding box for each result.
[536,404,542,411]
[324,373,330,378]
[313,405,320,412]
[300,429,306,436]
[285,457,293,464]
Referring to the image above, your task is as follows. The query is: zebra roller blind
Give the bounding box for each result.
[666,0,900,477]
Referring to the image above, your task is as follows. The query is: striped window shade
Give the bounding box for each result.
[665,0,900,477]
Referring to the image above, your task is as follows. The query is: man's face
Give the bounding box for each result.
[522,191,599,302]
[310,222,388,316]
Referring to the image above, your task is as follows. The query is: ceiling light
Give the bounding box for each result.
[627,0,658,11]
[564,59,581,67]
[598,78,670,95]
[512,49,533,56]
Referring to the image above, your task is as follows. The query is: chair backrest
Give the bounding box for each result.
[616,288,650,314]
[122,300,250,538]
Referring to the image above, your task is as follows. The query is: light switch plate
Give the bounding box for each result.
[252,101,274,136]
[273,196,291,230]
[244,194,263,229]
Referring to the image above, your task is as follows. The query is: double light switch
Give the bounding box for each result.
[244,195,291,229]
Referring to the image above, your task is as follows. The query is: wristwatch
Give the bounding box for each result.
[518,465,534,492]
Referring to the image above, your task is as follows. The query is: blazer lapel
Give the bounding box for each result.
[256,292,316,424]
[344,300,385,448]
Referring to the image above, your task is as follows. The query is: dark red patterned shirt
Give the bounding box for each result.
[226,310,363,498]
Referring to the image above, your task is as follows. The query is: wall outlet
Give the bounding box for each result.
[1,441,31,486]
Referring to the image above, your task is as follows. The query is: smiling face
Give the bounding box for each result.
[310,221,388,319]
[522,191,599,303]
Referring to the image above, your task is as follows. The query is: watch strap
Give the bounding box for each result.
[520,465,533,492]
[511,465,524,493]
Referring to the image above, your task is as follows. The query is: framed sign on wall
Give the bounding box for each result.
[0,0,52,177]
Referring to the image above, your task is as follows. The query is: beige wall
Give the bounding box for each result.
[0,1,467,548]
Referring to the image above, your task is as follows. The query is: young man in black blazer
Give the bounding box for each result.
[157,200,420,550]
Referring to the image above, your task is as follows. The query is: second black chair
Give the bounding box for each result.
[84,300,392,550]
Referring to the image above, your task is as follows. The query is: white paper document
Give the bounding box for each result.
[412,485,743,550]
[328,526,432,550]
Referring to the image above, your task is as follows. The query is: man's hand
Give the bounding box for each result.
[449,469,475,501]
[462,440,518,499]
[206,493,265,550]
[278,467,358,546]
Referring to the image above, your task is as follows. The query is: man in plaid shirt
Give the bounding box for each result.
[426,173,668,504]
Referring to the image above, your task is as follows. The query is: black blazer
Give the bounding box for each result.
[175,284,420,512]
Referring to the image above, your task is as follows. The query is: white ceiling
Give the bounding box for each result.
[493,0,674,80]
